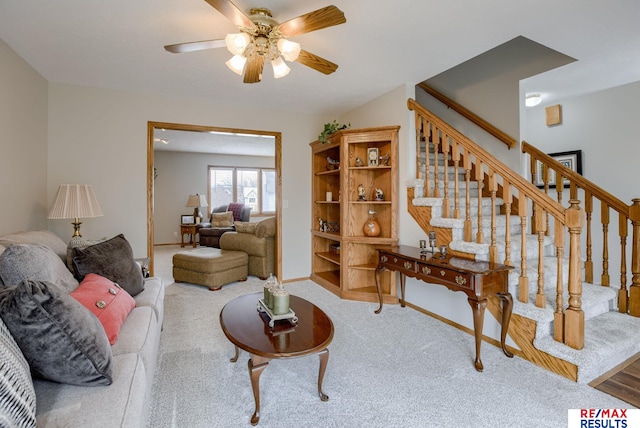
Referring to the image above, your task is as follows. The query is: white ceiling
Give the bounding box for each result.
[153,128,275,156]
[1,0,640,116]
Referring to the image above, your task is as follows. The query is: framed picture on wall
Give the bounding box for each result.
[181,215,195,225]
[535,150,582,188]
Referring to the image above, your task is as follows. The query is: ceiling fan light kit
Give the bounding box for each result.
[165,0,346,84]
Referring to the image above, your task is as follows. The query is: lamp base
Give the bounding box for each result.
[72,218,82,237]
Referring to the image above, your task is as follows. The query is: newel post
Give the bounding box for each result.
[564,199,585,350]
[628,199,640,316]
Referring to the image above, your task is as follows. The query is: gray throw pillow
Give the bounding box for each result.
[72,234,144,296]
[0,315,36,427]
[0,280,113,386]
[0,243,79,293]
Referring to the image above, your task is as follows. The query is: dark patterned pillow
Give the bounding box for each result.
[0,243,78,293]
[227,202,244,221]
[72,234,144,296]
[0,315,36,427]
[0,280,113,386]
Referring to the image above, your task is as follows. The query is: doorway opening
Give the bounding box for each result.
[147,121,282,279]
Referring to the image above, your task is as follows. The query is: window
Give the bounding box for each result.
[209,166,276,215]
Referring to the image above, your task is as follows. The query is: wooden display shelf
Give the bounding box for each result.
[310,126,399,307]
[316,251,340,265]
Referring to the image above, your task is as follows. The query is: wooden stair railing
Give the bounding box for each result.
[408,98,586,349]
[522,141,640,317]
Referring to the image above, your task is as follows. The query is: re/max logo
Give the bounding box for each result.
[581,409,628,418]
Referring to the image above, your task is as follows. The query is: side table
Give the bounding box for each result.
[180,224,198,248]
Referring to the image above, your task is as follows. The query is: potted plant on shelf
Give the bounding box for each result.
[318,120,350,144]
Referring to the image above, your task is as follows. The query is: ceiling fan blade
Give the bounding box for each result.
[295,50,338,75]
[164,39,226,53]
[243,55,265,84]
[276,5,346,37]
[204,0,256,29]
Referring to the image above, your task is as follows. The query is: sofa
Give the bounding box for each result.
[0,230,164,428]
[219,216,275,279]
[198,203,251,248]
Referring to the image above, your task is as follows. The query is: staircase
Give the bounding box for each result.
[407,97,640,383]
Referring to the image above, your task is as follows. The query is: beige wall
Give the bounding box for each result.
[0,40,48,234]
[46,83,322,279]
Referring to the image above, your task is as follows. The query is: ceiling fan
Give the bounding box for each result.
[164,0,346,84]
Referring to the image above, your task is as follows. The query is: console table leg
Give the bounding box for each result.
[497,292,514,358]
[248,356,270,426]
[399,272,406,307]
[374,266,386,314]
[468,297,487,372]
[317,348,330,401]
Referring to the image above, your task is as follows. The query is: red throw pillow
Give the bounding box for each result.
[70,273,136,345]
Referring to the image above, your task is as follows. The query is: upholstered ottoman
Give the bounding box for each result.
[172,247,248,290]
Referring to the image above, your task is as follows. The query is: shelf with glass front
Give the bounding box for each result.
[310,125,399,305]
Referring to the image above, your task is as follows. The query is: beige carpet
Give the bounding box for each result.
[146,248,634,427]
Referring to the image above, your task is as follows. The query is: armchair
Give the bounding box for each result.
[198,203,251,248]
[219,216,275,279]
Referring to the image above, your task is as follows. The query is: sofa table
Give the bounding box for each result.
[220,293,334,425]
[180,224,198,248]
[375,245,514,372]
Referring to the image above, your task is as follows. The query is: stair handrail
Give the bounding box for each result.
[417,83,517,150]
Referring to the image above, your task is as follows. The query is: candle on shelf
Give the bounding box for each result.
[326,191,332,201]
[272,288,290,315]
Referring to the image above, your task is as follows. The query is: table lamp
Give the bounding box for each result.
[186,194,208,223]
[48,184,104,237]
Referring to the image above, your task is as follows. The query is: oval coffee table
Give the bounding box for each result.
[220,292,334,425]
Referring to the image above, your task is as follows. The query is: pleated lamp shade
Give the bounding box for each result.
[48,184,103,237]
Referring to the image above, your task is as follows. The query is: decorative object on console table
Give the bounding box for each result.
[48,184,104,238]
[186,194,208,224]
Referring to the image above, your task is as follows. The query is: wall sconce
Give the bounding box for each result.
[525,93,542,107]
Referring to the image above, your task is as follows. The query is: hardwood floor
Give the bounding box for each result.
[590,352,640,407]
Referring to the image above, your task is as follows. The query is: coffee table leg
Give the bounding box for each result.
[248,355,270,426]
[230,345,239,363]
[317,348,330,401]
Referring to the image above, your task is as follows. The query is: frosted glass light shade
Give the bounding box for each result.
[525,93,542,107]
[225,33,251,55]
[277,39,301,61]
[226,55,247,75]
[271,57,291,79]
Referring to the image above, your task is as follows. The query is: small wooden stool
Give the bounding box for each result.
[172,247,248,290]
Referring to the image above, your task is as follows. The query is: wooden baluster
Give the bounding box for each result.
[619,214,629,313]
[564,200,584,350]
[415,114,424,180]
[518,197,529,303]
[554,217,565,343]
[425,122,433,197]
[628,199,640,317]
[441,135,451,218]
[601,202,610,286]
[475,160,484,244]
[530,156,538,186]
[452,143,461,219]
[503,184,513,267]
[584,192,593,283]
[535,205,547,308]
[489,172,497,264]
[433,127,441,198]
[463,154,472,242]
